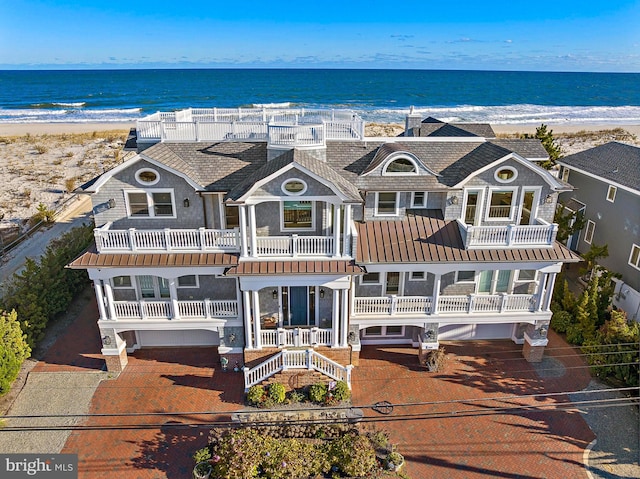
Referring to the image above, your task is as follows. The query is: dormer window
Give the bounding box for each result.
[383,157,418,175]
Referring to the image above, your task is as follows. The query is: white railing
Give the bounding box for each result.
[94,224,241,253]
[460,220,558,248]
[267,124,325,148]
[254,235,335,257]
[111,299,238,320]
[353,294,537,315]
[260,327,333,348]
[136,107,365,143]
[243,349,352,390]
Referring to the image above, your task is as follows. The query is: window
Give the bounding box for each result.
[361,272,381,284]
[410,271,426,281]
[411,192,427,208]
[137,275,170,299]
[135,168,160,186]
[629,244,640,270]
[385,272,400,295]
[606,185,617,203]
[384,157,417,174]
[517,270,537,281]
[478,270,511,294]
[282,201,313,229]
[282,178,307,195]
[584,220,596,244]
[494,167,518,183]
[463,190,481,226]
[112,276,132,288]
[376,192,398,215]
[456,270,475,282]
[363,325,405,337]
[225,205,239,228]
[126,190,175,218]
[487,189,515,220]
[177,275,198,288]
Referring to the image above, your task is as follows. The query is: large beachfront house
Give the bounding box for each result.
[557,143,640,320]
[70,107,579,389]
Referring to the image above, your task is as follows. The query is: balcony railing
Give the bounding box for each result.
[260,327,332,348]
[353,294,537,316]
[458,219,558,249]
[136,107,365,143]
[94,223,241,253]
[111,299,238,320]
[253,235,335,257]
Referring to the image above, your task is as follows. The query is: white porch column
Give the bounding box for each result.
[333,203,342,257]
[252,290,262,349]
[94,281,108,320]
[332,289,340,347]
[243,290,253,349]
[239,205,248,257]
[432,274,441,314]
[340,288,349,347]
[248,204,258,258]
[543,272,557,311]
[536,272,548,312]
[104,282,117,320]
[168,278,180,319]
[342,204,352,257]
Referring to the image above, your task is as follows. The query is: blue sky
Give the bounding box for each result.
[1,0,639,71]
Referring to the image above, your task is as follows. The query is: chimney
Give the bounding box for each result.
[404,106,422,137]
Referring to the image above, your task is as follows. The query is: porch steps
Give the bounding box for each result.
[263,370,332,391]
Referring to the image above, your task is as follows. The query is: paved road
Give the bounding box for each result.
[0,195,93,293]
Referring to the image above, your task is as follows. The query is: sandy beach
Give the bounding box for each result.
[0,121,638,242]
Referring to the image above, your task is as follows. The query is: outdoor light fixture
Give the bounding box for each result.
[539,325,548,338]
[102,335,111,346]
[228,333,236,343]
[183,198,190,208]
[449,196,459,205]
[545,194,554,203]
[425,329,436,340]
[107,198,116,209]
[320,288,325,298]
[272,289,278,299]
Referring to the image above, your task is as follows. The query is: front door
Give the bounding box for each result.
[464,191,481,226]
[289,286,308,326]
[137,275,170,299]
[478,270,511,294]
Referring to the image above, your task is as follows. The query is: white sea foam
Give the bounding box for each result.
[252,102,292,108]
[0,107,143,123]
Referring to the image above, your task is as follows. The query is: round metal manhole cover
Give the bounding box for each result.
[372,401,393,415]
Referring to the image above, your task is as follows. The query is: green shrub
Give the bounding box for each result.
[331,380,350,401]
[551,310,574,334]
[308,383,328,403]
[193,446,212,463]
[0,310,31,396]
[246,385,265,406]
[566,323,584,345]
[287,390,305,404]
[268,382,286,404]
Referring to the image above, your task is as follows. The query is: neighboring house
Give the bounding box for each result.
[558,142,640,320]
[70,107,579,389]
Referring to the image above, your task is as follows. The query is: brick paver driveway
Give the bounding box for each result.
[42,302,594,478]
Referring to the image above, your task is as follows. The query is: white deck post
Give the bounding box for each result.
[332,289,339,347]
[340,288,349,347]
[536,272,548,311]
[333,203,342,257]
[239,205,248,257]
[94,281,108,320]
[432,274,441,315]
[169,278,180,319]
[104,282,117,320]
[243,290,253,349]
[252,290,262,349]
[343,204,352,257]
[248,204,258,258]
[543,272,557,311]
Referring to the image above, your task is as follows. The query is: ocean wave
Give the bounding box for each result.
[252,102,292,108]
[360,104,640,125]
[30,102,87,108]
[0,106,143,124]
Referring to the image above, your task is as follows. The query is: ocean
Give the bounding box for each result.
[1,69,639,125]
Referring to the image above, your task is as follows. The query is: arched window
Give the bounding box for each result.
[384,157,417,174]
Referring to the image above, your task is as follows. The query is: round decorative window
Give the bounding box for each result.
[135,168,160,186]
[495,167,518,183]
[281,178,307,195]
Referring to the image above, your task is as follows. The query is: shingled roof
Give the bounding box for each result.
[558,142,640,192]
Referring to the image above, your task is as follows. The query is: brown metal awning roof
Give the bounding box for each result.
[355,213,581,264]
[226,260,365,276]
[68,245,239,269]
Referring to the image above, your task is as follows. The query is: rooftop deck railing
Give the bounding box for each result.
[458,219,558,249]
[136,107,364,143]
